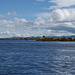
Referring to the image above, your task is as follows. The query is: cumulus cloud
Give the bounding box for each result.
[52,9,75,22]
[49,0,75,9]
[35,8,75,28]
[51,8,75,28]
[0,8,75,38]
[14,17,28,23]
[1,0,75,38]
[34,17,46,25]
[0,16,75,38]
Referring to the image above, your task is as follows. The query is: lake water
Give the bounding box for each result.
[0,40,75,75]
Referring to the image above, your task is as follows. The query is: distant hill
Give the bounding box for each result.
[67,35,75,38]
[0,35,75,40]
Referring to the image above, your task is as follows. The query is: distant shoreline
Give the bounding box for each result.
[0,37,75,41]
[36,37,75,41]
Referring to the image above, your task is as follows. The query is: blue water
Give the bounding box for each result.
[0,40,75,75]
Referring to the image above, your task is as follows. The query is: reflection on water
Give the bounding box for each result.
[0,40,75,75]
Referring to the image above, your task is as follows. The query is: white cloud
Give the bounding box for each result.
[1,1,75,38]
[52,9,71,22]
[47,30,75,36]
[36,12,51,18]
[49,0,75,9]
[34,17,45,25]
[0,31,22,38]
[0,8,75,38]
[7,12,11,15]
[0,28,74,38]
[14,17,28,23]
[0,12,20,18]
[52,9,75,22]
[35,8,75,28]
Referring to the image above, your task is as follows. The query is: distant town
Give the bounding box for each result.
[0,36,75,41]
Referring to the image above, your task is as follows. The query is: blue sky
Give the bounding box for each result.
[0,0,51,20]
[0,0,75,38]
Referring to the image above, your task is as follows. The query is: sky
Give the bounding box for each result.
[0,0,75,38]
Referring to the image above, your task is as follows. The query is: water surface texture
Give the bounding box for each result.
[0,40,75,75]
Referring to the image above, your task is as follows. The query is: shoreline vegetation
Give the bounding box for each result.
[36,37,75,41]
[0,36,75,41]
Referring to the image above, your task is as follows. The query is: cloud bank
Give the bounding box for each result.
[0,8,75,38]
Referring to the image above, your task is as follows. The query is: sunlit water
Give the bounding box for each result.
[0,40,75,75]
